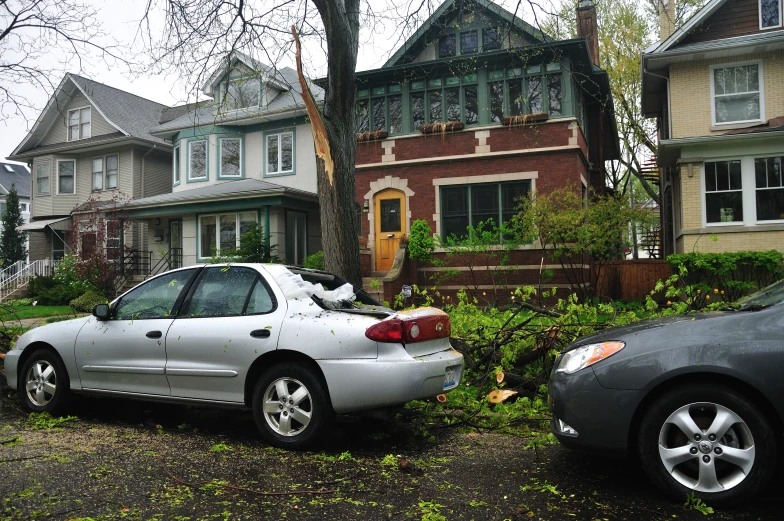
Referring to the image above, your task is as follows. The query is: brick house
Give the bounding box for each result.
[349,0,619,295]
[643,0,784,255]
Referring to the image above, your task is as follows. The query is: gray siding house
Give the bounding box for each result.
[8,74,173,262]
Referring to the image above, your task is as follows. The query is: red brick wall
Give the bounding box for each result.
[356,150,586,235]
[355,121,584,166]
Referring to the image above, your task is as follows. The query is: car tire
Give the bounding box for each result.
[19,348,71,416]
[252,362,333,449]
[638,383,776,507]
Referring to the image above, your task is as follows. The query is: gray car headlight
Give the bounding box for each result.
[556,341,625,374]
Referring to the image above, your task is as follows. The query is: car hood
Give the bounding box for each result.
[16,315,92,350]
[565,310,736,352]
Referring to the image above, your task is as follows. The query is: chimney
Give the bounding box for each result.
[659,0,676,41]
[576,0,599,66]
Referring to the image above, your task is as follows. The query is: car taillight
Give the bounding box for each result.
[365,310,451,344]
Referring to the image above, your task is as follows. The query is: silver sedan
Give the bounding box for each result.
[4,264,463,448]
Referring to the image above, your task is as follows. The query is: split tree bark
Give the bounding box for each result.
[291,0,362,286]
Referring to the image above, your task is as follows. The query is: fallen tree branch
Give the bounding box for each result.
[0,437,19,444]
[161,457,336,496]
[0,455,44,463]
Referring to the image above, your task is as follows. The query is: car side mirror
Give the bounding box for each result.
[93,304,110,321]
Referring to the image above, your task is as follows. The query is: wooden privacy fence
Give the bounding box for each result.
[594,260,673,302]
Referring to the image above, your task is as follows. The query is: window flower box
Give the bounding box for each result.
[502,112,549,127]
[357,130,388,143]
[420,121,464,134]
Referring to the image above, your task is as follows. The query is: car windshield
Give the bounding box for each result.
[736,278,784,311]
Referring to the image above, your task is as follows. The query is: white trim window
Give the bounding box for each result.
[173,145,181,184]
[189,140,207,180]
[57,160,75,195]
[199,211,258,258]
[220,137,242,177]
[755,156,784,221]
[760,0,782,29]
[91,154,118,191]
[105,154,118,189]
[92,157,103,191]
[266,131,294,174]
[67,107,91,141]
[35,161,50,195]
[704,160,743,224]
[711,63,763,125]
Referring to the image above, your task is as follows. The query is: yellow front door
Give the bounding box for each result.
[374,190,406,273]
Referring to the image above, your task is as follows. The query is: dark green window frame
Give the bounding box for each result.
[440,180,531,241]
[436,26,505,58]
[356,84,403,135]
[487,63,565,120]
[410,74,479,127]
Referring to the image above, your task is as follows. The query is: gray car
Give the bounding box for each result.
[549,279,784,506]
[4,264,463,448]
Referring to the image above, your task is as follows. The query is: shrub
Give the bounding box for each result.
[36,284,83,306]
[408,220,435,264]
[303,251,325,270]
[6,298,34,307]
[69,291,108,312]
[666,250,784,305]
[28,275,56,298]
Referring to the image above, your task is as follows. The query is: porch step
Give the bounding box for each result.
[1,284,29,303]
[362,277,385,301]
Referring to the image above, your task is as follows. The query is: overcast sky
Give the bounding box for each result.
[1,0,547,163]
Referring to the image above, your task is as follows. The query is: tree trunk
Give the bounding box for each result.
[292,0,362,286]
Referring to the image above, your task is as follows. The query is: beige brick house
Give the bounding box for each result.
[643,0,784,255]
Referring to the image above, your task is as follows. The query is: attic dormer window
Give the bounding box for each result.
[760,0,782,28]
[460,30,478,54]
[67,107,91,141]
[483,28,501,51]
[223,76,260,111]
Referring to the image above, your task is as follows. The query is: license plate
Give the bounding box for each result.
[443,366,458,389]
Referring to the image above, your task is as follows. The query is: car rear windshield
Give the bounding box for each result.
[263,264,382,308]
[737,278,784,310]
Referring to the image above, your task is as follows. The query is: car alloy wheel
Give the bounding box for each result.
[252,362,333,449]
[638,383,776,507]
[25,359,58,407]
[658,402,755,493]
[262,377,313,437]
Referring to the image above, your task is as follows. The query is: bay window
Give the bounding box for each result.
[199,212,258,258]
[219,137,242,178]
[266,131,294,175]
[57,160,75,194]
[36,161,50,195]
[173,145,181,184]
[67,107,91,141]
[188,140,207,180]
[712,63,762,125]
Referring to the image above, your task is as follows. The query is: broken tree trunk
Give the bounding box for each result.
[291,10,361,287]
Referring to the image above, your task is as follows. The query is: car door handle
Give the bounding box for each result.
[146,331,163,339]
[250,329,271,339]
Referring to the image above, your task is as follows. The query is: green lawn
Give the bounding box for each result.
[0,305,76,321]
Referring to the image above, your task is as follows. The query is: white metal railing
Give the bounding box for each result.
[0,259,60,302]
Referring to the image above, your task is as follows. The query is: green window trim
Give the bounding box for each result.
[196,210,260,262]
[263,127,296,178]
[173,144,181,186]
[217,136,244,180]
[440,180,531,242]
[436,26,507,58]
[356,87,405,135]
[186,138,209,183]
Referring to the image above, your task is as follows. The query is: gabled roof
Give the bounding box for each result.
[646,0,730,54]
[151,66,323,138]
[202,51,290,96]
[0,162,31,198]
[9,74,170,158]
[382,0,548,68]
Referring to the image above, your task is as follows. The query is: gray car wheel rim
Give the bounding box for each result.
[658,402,755,493]
[262,377,313,437]
[25,360,57,407]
